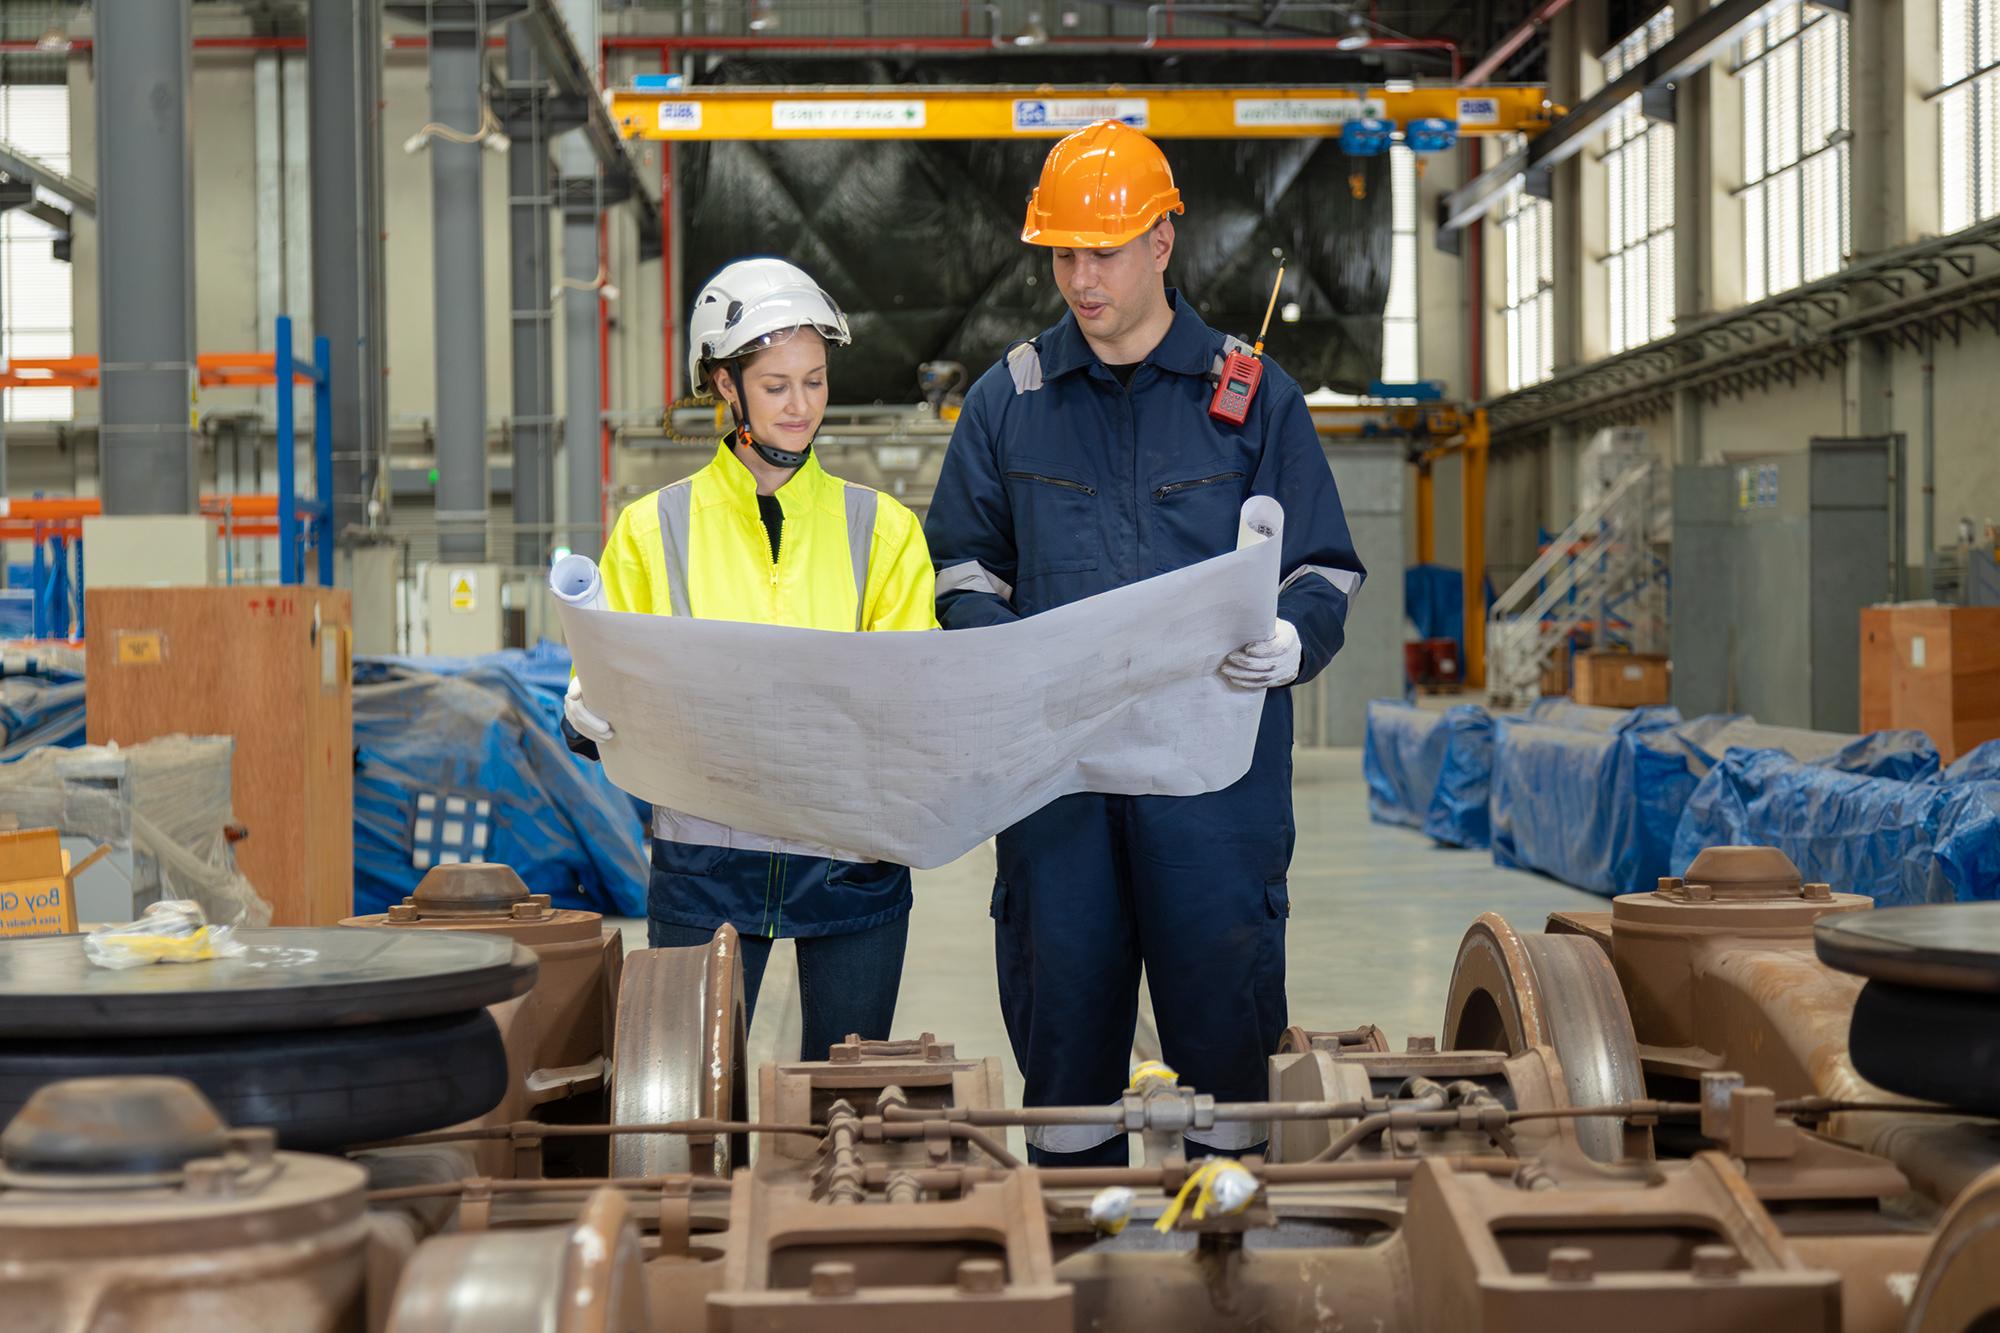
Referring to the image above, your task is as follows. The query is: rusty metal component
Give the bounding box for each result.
[1400,1151,1842,1328]
[0,927,538,1036]
[1903,1164,2000,1332]
[1278,1023,1392,1054]
[1,1076,372,1332]
[385,1186,652,1332]
[609,927,748,1180]
[1604,845,1872,1095]
[1443,912,1649,1162]
[761,1028,1006,1168]
[1815,902,2000,994]
[345,862,625,1179]
[709,1163,1071,1329]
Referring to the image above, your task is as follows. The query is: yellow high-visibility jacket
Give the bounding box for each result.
[599,441,937,634]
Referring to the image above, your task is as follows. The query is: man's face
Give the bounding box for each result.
[1050,219,1173,347]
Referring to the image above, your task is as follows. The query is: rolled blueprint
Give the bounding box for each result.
[1236,494,1282,552]
[549,552,609,612]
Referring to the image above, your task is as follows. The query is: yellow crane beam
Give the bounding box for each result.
[610,85,1556,142]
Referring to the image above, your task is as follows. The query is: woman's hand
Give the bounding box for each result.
[565,677,615,744]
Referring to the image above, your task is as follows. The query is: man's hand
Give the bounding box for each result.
[1221,619,1301,691]
[565,677,614,744]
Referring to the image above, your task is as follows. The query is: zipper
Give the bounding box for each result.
[1006,470,1097,496]
[767,506,783,589]
[1152,471,1244,501]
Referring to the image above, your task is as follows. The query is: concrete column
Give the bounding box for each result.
[309,0,387,540]
[1672,0,1713,466]
[505,32,556,568]
[1846,0,1899,437]
[426,20,492,562]
[558,0,604,559]
[94,0,197,515]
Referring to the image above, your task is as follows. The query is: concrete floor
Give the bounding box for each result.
[619,745,1602,1129]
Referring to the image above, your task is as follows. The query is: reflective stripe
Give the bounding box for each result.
[655,480,695,617]
[843,484,878,630]
[1006,340,1043,394]
[936,560,1014,605]
[1281,562,1364,598]
[1184,1118,1266,1151]
[1024,1120,1124,1154]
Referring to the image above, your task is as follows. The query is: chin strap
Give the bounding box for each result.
[718,360,811,470]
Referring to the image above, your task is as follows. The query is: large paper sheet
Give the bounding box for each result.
[554,498,1284,869]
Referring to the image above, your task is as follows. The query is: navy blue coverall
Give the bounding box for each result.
[923,291,1365,1163]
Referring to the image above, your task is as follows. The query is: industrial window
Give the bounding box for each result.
[1499,143,1554,391]
[1603,9,1676,352]
[1940,0,2000,231]
[0,84,71,423]
[1736,1,1850,303]
[1380,146,1420,384]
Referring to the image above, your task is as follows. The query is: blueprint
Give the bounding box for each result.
[553,498,1284,869]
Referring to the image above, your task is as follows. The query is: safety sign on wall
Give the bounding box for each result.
[449,569,478,614]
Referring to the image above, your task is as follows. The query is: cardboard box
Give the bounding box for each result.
[1573,651,1671,708]
[0,827,108,937]
[1860,605,2000,762]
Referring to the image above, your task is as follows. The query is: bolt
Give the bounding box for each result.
[1657,876,1684,896]
[386,903,419,922]
[957,1259,1005,1294]
[1691,1244,1740,1279]
[182,1157,237,1198]
[809,1262,857,1297]
[1546,1247,1595,1282]
[510,901,547,920]
[1685,881,1715,902]
[1803,882,1832,901]
[230,1127,277,1166]
[1406,1035,1437,1053]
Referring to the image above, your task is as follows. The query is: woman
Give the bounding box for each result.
[563,258,936,1059]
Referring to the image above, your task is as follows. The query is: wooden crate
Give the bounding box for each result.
[86,587,353,925]
[1572,651,1671,708]
[1859,605,2000,763]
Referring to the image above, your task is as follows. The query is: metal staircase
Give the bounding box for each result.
[1486,458,1669,706]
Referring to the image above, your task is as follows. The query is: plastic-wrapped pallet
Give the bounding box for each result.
[0,649,86,761]
[0,736,270,925]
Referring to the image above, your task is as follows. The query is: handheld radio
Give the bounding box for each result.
[1208,265,1287,427]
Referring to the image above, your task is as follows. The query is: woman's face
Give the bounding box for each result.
[717,330,829,448]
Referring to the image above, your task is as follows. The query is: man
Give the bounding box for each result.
[924,120,1365,1166]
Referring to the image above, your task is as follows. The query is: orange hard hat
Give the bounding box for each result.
[1021,119,1185,249]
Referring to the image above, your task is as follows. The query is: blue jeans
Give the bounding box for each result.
[649,914,909,1063]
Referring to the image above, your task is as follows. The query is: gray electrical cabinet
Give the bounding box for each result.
[1294,441,1405,747]
[1670,438,1896,731]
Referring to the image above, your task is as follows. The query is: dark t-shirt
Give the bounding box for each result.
[1105,360,1142,387]
[757,492,784,562]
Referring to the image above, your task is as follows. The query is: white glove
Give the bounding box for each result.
[565,676,614,744]
[1221,618,1301,691]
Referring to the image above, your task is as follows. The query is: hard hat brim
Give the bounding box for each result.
[1019,197,1185,250]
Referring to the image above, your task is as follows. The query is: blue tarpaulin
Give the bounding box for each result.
[1672,717,1940,782]
[351,643,647,917]
[1361,700,1496,849]
[1947,740,2000,784]
[1423,705,1496,849]
[1670,747,1967,906]
[1490,709,1699,896]
[1933,783,2000,899]
[0,654,85,762]
[1403,565,1495,659]
[1362,699,1446,831]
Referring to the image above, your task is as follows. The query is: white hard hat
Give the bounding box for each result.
[687,258,851,396]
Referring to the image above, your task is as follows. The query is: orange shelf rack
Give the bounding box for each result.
[3,315,331,640]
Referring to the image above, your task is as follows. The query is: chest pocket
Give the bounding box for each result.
[1148,467,1247,573]
[1004,464,1101,578]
